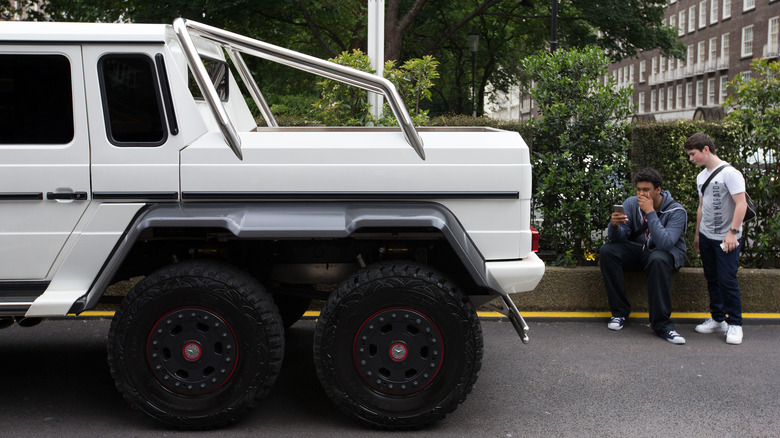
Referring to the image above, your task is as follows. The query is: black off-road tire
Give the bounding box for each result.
[313,261,483,430]
[107,260,284,429]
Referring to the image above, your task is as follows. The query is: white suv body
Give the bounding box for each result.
[0,19,543,430]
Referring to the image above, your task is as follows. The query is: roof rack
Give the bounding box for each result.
[172,18,425,161]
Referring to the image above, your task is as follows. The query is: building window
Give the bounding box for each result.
[686,82,693,107]
[700,1,708,28]
[629,64,635,83]
[670,15,677,35]
[668,86,674,109]
[769,17,779,57]
[696,80,704,106]
[709,37,718,62]
[639,60,646,82]
[652,57,658,76]
[638,92,645,113]
[677,84,684,108]
[743,0,754,12]
[689,6,697,33]
[723,0,731,19]
[742,25,753,58]
[741,71,751,81]
[698,41,707,65]
[708,78,716,105]
[721,33,730,59]
[651,89,657,112]
[679,12,686,36]
[720,75,729,102]
[710,0,719,24]
[687,45,695,71]
[659,87,665,111]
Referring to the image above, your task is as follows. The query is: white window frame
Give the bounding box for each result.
[638,92,645,113]
[668,85,674,109]
[723,0,731,20]
[629,64,635,83]
[769,17,779,56]
[659,87,665,111]
[709,37,718,62]
[720,75,729,102]
[710,0,719,24]
[677,84,684,108]
[721,33,730,58]
[742,25,754,58]
[699,1,708,29]
[743,0,755,12]
[708,78,716,105]
[651,89,657,112]
[696,80,704,106]
[698,41,707,65]
[679,12,686,36]
[670,15,677,34]
[686,82,693,107]
[639,60,646,83]
[652,57,658,76]
[689,6,697,33]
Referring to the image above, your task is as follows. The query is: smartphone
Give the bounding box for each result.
[613,205,624,214]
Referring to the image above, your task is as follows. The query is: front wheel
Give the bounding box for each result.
[313,262,483,429]
[107,260,284,429]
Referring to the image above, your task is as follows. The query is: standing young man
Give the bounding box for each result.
[684,132,748,345]
[600,168,688,344]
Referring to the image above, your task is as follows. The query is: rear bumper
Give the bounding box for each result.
[485,252,545,295]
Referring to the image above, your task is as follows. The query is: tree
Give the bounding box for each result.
[522,46,633,265]
[723,59,780,268]
[15,0,684,117]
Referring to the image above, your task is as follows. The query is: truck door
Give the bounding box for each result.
[0,46,91,281]
[82,45,185,200]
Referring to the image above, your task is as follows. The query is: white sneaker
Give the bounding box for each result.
[726,325,743,345]
[607,317,625,331]
[695,318,728,334]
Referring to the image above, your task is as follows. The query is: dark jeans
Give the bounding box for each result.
[698,233,742,326]
[599,241,677,333]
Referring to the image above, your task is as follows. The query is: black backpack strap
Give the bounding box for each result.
[628,220,648,241]
[700,164,728,195]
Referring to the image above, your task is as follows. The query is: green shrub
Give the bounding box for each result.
[724,58,780,268]
[521,47,633,265]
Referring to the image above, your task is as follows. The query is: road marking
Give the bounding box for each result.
[71,310,780,320]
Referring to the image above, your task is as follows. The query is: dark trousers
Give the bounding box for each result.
[698,233,742,326]
[599,241,677,333]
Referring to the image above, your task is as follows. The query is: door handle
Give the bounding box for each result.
[47,192,88,201]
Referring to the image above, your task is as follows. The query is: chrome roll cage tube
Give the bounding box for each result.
[172,18,426,161]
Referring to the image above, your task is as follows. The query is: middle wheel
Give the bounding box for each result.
[313,262,483,430]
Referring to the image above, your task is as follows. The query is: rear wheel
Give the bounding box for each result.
[313,262,483,429]
[107,260,284,429]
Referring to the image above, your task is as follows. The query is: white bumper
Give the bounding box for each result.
[485,252,545,295]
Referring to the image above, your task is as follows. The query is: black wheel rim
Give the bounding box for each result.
[147,307,238,395]
[353,307,443,395]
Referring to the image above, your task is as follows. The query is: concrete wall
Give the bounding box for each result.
[512,267,780,313]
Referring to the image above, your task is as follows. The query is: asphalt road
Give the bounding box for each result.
[1,317,778,437]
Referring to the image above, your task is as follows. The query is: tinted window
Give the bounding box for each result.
[188,57,229,101]
[0,54,73,144]
[99,54,166,146]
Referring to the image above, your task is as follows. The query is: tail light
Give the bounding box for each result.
[530,226,539,252]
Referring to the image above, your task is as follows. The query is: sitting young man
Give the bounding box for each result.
[600,168,688,344]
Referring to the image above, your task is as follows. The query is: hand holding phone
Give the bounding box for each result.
[611,205,627,226]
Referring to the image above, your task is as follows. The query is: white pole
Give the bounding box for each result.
[367,0,385,119]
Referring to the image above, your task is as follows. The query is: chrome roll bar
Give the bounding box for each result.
[172,18,425,160]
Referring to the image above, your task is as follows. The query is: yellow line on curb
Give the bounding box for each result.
[72,310,780,320]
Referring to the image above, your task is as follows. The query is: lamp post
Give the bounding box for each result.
[468,30,479,117]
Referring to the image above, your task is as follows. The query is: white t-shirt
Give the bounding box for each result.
[697,164,746,240]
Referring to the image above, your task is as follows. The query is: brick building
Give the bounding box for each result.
[486,0,780,121]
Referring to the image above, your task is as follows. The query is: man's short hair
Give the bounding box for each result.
[683,132,717,154]
[633,168,663,189]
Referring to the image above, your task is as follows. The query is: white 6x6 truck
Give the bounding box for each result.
[0,19,544,430]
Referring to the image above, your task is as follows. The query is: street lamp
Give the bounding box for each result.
[468,30,480,117]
